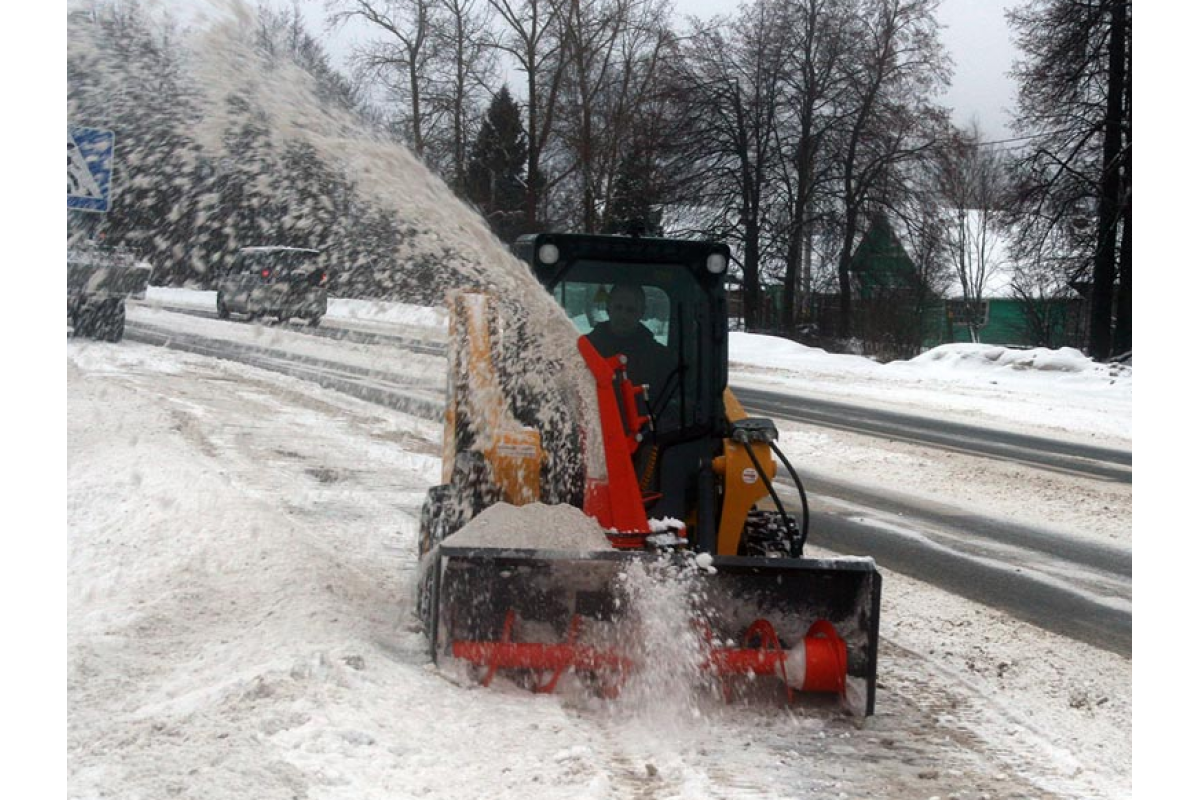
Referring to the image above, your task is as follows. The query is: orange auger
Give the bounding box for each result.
[451,611,631,697]
[450,610,849,703]
[707,619,848,703]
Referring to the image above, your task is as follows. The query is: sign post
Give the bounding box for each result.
[68,125,115,213]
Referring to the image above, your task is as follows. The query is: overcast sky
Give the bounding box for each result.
[303,0,1019,141]
[670,0,1020,139]
[934,0,1019,139]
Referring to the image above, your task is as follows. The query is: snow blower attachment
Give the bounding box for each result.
[418,234,881,715]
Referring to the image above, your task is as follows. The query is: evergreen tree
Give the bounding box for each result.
[67,2,208,285]
[205,92,283,277]
[602,137,662,236]
[464,87,528,243]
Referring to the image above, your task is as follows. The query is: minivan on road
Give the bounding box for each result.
[216,246,328,326]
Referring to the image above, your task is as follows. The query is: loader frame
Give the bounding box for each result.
[417,232,883,715]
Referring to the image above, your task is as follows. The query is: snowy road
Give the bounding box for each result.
[735,386,1131,484]
[68,336,1132,799]
[119,303,1133,658]
[140,301,1133,481]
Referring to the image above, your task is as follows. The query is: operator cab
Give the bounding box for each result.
[513,233,733,528]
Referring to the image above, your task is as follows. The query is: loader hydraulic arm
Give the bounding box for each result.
[711,389,777,555]
[577,336,653,544]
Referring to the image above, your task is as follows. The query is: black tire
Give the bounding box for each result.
[739,510,803,558]
[418,485,456,558]
[417,485,456,630]
[416,452,502,628]
[97,300,125,342]
[70,302,92,338]
[216,292,230,319]
[71,298,124,341]
[307,315,322,328]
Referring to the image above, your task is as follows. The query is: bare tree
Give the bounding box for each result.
[660,2,790,329]
[1009,236,1085,348]
[330,0,437,156]
[773,0,854,332]
[486,0,569,228]
[426,0,500,189]
[830,0,949,341]
[938,121,1009,343]
[557,0,672,232]
[558,0,620,231]
[1007,0,1131,358]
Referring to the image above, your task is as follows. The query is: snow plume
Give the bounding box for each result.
[69,0,602,494]
[608,556,716,730]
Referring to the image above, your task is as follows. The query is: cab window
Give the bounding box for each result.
[547,261,710,433]
[556,282,671,347]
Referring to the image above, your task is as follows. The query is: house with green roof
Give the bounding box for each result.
[847,212,1086,352]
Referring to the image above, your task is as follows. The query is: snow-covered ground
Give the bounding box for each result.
[140,287,1134,553]
[142,285,1132,441]
[63,291,1135,799]
[728,332,1131,446]
[51,0,1165,789]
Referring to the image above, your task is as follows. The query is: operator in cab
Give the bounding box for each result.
[586,282,671,405]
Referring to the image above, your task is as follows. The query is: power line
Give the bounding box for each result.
[969,129,1081,148]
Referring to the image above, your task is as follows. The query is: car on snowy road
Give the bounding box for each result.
[216,246,328,326]
[68,243,152,342]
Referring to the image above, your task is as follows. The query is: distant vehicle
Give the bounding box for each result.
[216,246,328,326]
[67,243,151,342]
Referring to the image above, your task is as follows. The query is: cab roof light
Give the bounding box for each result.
[706,252,728,274]
[537,242,560,265]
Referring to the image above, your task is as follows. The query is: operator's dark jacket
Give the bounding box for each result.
[586,321,671,396]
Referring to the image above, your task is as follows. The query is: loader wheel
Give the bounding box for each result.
[740,510,802,558]
[418,485,456,558]
[96,300,126,342]
[70,303,92,338]
[72,299,124,341]
[417,485,458,631]
[416,454,501,630]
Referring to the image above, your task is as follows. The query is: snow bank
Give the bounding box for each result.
[145,287,448,330]
[729,331,880,376]
[729,331,1132,443]
[730,333,1131,389]
[907,343,1123,377]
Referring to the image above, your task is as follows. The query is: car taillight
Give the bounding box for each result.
[261,269,271,279]
[320,272,327,286]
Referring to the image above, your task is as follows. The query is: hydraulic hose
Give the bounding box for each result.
[770,442,810,555]
[740,441,804,557]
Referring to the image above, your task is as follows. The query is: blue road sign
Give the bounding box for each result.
[68,125,115,213]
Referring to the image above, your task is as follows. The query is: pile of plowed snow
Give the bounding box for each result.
[442,502,612,551]
[907,343,1129,376]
